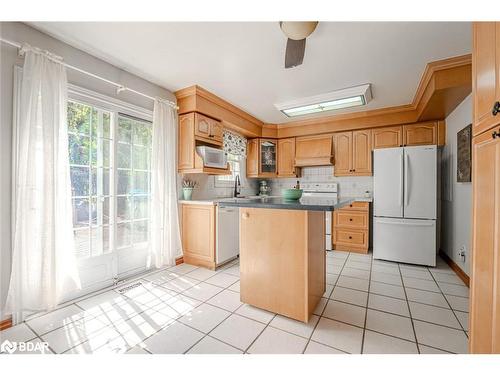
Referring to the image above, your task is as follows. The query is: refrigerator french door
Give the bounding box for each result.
[373,145,437,266]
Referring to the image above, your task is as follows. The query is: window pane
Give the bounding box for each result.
[133,196,149,220]
[103,113,111,139]
[117,170,132,195]
[70,167,90,196]
[68,134,90,165]
[117,143,131,169]
[118,117,132,143]
[91,197,110,226]
[133,220,148,244]
[72,198,89,227]
[133,171,149,194]
[74,228,90,259]
[117,222,132,248]
[133,145,149,170]
[91,226,110,256]
[133,122,152,146]
[117,196,131,222]
[68,101,92,135]
[91,167,110,196]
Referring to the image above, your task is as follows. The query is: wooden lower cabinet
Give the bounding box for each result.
[469,127,500,353]
[333,201,369,253]
[239,208,325,322]
[181,203,216,270]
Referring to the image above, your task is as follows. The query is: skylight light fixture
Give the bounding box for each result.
[275,84,373,118]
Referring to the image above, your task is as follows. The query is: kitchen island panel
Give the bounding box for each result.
[239,207,325,323]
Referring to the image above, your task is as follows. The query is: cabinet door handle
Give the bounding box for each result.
[242,212,250,219]
[348,236,352,239]
[349,218,353,221]
[492,101,500,116]
[493,130,500,139]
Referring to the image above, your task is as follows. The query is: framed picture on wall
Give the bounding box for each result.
[457,123,472,183]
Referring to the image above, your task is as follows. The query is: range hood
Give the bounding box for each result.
[294,134,334,167]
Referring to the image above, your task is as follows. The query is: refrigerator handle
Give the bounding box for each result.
[399,153,404,207]
[405,152,410,206]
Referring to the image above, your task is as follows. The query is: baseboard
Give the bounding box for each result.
[175,256,184,265]
[438,249,470,287]
[0,317,12,331]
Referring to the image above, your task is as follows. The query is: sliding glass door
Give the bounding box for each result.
[66,99,153,300]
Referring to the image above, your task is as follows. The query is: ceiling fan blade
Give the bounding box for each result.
[285,38,306,69]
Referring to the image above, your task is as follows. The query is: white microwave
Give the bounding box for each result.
[196,146,227,168]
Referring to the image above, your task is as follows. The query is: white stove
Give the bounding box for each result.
[301,182,338,251]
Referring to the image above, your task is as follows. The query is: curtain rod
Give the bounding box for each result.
[0,37,179,109]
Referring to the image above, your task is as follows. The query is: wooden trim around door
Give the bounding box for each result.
[438,249,470,287]
[0,317,13,331]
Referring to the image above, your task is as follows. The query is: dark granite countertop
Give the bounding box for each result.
[217,196,354,211]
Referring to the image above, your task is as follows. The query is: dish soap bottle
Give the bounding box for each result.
[295,180,301,190]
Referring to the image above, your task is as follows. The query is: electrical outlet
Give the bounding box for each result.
[458,246,466,262]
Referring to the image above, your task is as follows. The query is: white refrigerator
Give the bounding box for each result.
[373,145,438,266]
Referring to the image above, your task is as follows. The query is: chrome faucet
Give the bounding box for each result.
[234,175,241,197]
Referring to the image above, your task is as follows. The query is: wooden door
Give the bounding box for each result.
[333,132,352,176]
[210,120,224,143]
[277,138,297,177]
[259,139,278,177]
[352,130,372,175]
[470,128,500,353]
[178,113,195,171]
[372,126,403,149]
[473,22,499,136]
[181,204,215,269]
[403,122,437,146]
[246,138,259,177]
[194,113,212,139]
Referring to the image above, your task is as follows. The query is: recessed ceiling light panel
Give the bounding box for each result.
[275,84,373,118]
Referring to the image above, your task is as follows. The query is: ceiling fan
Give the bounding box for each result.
[279,21,318,69]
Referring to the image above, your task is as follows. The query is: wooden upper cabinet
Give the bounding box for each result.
[178,113,195,170]
[333,132,353,176]
[334,131,372,176]
[372,126,403,149]
[403,122,437,146]
[278,138,298,177]
[473,22,500,136]
[259,139,278,177]
[294,134,333,166]
[194,113,223,145]
[246,138,259,177]
[470,128,500,353]
[352,130,372,175]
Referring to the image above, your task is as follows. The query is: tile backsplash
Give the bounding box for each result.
[269,166,373,197]
[178,166,372,200]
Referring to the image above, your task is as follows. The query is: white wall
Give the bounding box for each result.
[440,94,472,275]
[0,22,175,321]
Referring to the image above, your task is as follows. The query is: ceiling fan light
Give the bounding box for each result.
[280,21,318,40]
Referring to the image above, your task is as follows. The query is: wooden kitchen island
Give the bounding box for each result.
[218,196,352,323]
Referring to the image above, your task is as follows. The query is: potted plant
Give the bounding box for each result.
[182,178,197,200]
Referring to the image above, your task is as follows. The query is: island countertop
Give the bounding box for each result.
[217,196,354,211]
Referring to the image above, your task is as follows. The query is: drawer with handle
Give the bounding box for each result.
[334,229,368,247]
[342,201,369,212]
[334,211,368,229]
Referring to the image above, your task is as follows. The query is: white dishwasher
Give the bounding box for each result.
[216,206,240,265]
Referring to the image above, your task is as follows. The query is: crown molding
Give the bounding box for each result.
[174,54,472,139]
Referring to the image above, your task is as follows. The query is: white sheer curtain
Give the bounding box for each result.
[150,99,182,268]
[7,47,81,323]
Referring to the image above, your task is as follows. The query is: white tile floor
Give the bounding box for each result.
[0,250,470,354]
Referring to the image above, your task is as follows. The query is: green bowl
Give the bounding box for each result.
[281,188,303,200]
